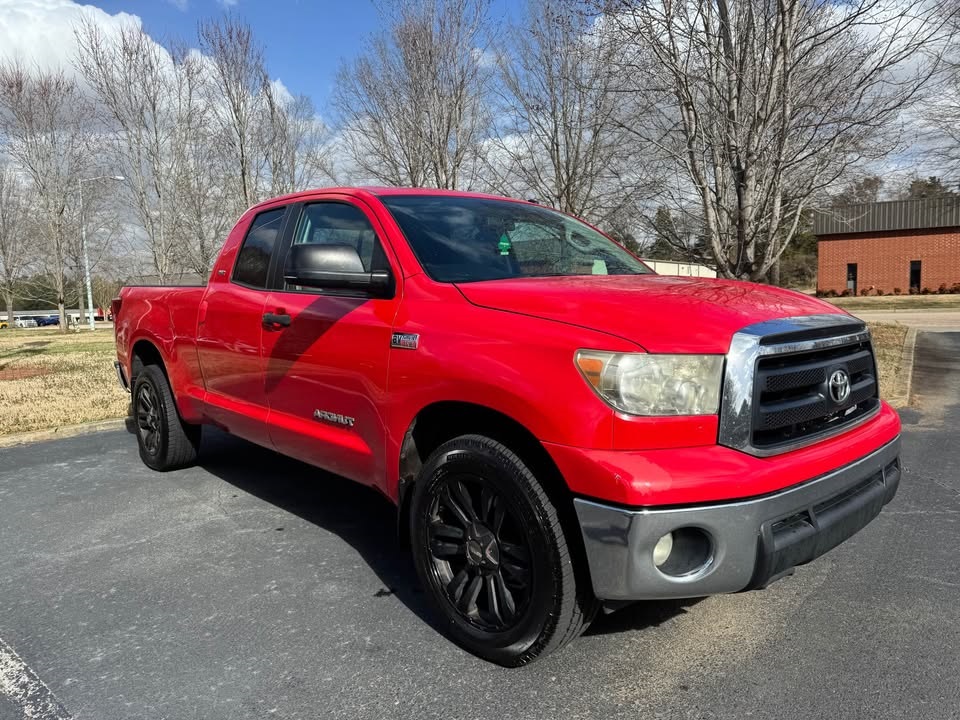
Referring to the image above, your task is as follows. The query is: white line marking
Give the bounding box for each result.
[0,637,72,719]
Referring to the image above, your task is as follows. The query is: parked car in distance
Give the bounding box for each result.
[0,319,7,329]
[112,187,901,666]
[14,316,38,328]
[34,315,60,327]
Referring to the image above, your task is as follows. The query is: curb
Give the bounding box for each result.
[0,418,128,448]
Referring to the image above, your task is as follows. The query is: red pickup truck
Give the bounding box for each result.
[113,187,901,666]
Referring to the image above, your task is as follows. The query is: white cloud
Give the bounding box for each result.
[0,0,142,74]
[217,0,238,7]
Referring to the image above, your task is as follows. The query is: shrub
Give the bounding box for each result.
[938,283,949,294]
[893,287,902,295]
[840,289,851,297]
[951,283,960,294]
[909,286,919,295]
[859,288,869,296]
[921,286,933,295]
[876,288,885,296]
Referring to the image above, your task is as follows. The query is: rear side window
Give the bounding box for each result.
[233,207,286,288]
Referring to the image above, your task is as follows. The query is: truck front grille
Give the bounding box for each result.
[719,315,881,457]
[752,339,879,451]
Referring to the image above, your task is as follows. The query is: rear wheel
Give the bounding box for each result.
[132,364,201,471]
[410,434,596,666]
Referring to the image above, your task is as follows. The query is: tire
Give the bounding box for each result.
[410,434,597,666]
[132,364,201,471]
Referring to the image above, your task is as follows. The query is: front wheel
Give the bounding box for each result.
[132,364,201,471]
[410,434,596,666]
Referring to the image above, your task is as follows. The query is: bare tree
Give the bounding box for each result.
[0,161,30,324]
[334,0,491,188]
[923,3,960,172]
[604,0,954,281]
[490,0,647,222]
[174,117,232,278]
[75,18,206,285]
[199,15,268,213]
[0,62,93,328]
[261,84,333,196]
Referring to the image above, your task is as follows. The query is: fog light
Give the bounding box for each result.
[653,532,674,567]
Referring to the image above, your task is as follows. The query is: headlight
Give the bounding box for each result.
[575,351,723,416]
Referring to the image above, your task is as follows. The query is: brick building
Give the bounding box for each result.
[815,197,960,294]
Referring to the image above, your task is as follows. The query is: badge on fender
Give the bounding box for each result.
[391,332,419,350]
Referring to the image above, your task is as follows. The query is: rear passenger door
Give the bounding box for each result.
[260,197,402,488]
[196,205,290,447]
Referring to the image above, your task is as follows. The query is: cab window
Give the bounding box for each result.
[233,207,286,288]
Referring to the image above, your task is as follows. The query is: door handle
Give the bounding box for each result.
[262,312,291,328]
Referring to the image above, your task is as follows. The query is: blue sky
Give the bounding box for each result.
[87,0,521,109]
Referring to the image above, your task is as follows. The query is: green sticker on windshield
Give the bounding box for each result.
[498,234,512,256]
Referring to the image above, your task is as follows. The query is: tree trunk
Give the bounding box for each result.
[4,293,12,325]
[768,258,781,287]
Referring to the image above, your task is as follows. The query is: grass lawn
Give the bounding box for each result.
[826,294,960,311]
[0,328,128,436]
[0,320,912,437]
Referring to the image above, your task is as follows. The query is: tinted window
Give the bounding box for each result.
[381,195,651,283]
[287,202,387,279]
[233,207,286,288]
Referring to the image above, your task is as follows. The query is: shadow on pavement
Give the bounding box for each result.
[586,597,704,636]
[195,428,442,634]
[192,428,696,640]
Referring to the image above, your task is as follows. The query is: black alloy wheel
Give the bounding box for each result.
[426,473,533,632]
[131,364,201,471]
[135,380,162,458]
[410,434,597,666]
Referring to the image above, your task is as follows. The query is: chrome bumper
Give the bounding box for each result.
[574,437,901,601]
[113,360,130,393]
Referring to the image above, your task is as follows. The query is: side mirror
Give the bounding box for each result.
[284,244,394,298]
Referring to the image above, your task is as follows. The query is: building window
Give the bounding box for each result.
[846,263,858,295]
[910,260,921,291]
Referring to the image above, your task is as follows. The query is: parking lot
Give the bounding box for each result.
[1,333,959,720]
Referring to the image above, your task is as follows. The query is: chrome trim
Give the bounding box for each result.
[719,314,876,457]
[113,360,130,393]
[574,437,900,601]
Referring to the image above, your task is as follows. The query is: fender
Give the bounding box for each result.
[119,286,207,424]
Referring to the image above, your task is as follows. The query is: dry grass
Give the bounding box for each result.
[867,322,909,402]
[0,328,128,435]
[827,294,960,311]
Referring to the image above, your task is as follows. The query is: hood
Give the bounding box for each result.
[455,275,848,354]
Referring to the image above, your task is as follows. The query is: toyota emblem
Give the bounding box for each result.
[829,369,851,403]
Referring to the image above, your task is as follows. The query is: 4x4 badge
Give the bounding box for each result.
[391,332,419,350]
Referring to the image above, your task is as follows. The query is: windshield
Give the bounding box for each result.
[380,195,652,283]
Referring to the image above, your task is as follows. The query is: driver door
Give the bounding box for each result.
[260,197,402,488]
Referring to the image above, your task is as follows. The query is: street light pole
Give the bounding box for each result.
[78,175,124,330]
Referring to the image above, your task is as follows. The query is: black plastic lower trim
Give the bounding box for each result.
[745,457,901,590]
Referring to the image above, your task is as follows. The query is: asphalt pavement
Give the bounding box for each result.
[1,334,959,719]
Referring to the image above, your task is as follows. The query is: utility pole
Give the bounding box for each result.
[78,175,124,330]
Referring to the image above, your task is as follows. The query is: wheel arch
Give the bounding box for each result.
[396,401,576,552]
[130,337,167,382]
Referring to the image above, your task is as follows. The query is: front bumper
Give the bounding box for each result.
[574,437,900,600]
